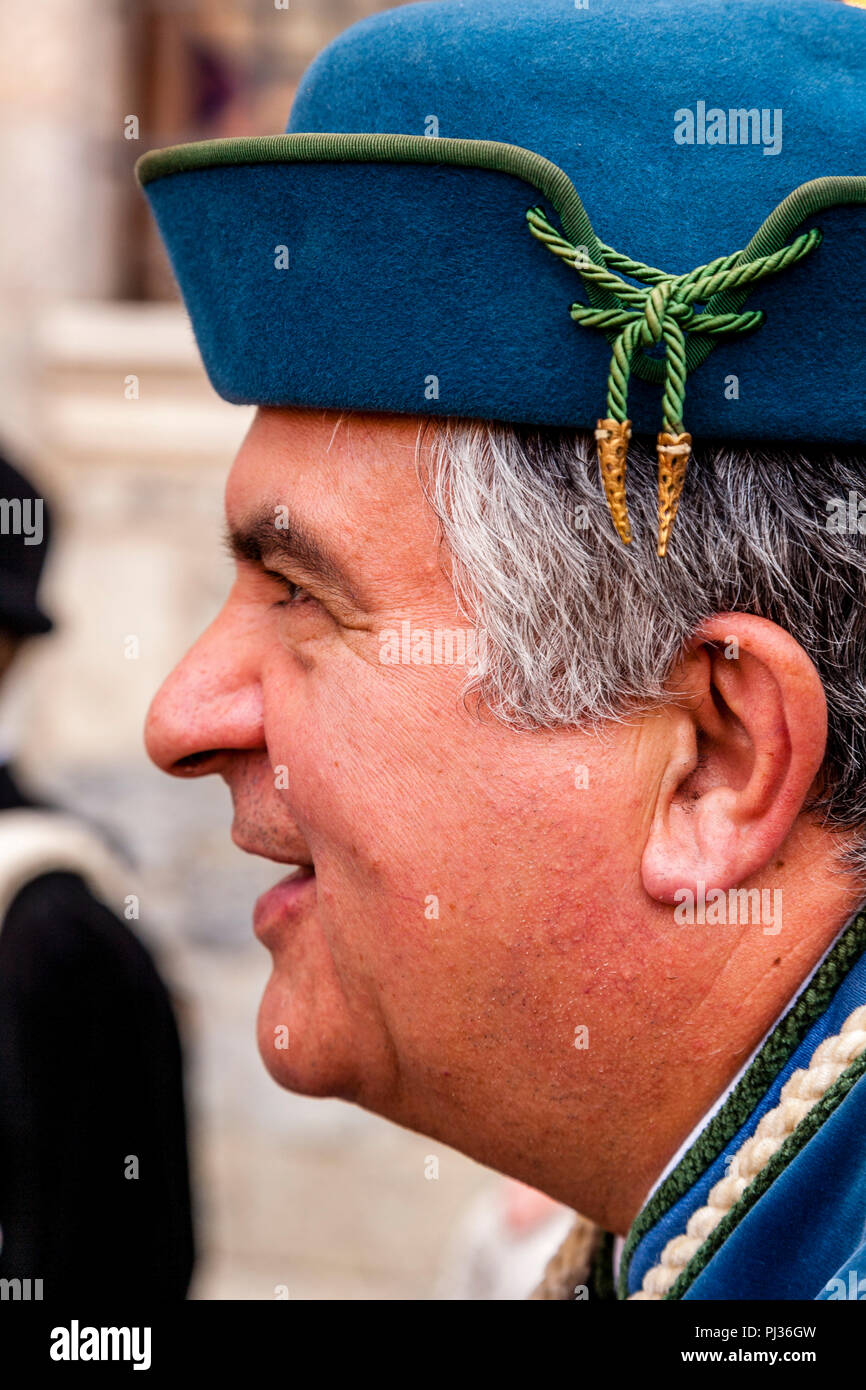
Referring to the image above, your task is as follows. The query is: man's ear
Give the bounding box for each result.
[641,613,828,903]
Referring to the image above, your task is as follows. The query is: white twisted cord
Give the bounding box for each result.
[630,1002,866,1300]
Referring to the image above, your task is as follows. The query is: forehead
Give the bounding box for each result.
[225,406,443,582]
[228,406,420,499]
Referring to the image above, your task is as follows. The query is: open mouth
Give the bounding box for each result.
[283,863,315,885]
[252,863,317,943]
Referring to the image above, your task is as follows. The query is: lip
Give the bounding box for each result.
[253,866,317,944]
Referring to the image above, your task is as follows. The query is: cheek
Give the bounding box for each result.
[265,657,513,970]
[260,649,634,1039]
[266,646,476,870]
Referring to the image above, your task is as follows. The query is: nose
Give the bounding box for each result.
[145,596,265,777]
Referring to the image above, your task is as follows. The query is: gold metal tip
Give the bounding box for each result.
[594,417,633,544]
[656,430,692,558]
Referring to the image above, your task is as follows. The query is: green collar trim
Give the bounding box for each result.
[136,133,866,391]
[618,910,866,1299]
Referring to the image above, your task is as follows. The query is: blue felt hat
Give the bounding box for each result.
[137,0,866,552]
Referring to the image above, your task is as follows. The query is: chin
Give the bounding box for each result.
[255,971,362,1101]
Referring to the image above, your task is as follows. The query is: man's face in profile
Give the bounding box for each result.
[145,407,652,1193]
[144,404,853,1229]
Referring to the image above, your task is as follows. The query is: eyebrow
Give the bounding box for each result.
[223,507,361,605]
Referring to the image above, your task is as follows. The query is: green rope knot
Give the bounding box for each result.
[526,206,821,554]
[526,205,821,432]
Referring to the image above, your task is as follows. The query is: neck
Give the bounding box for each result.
[582,853,864,1234]
[617,889,861,1228]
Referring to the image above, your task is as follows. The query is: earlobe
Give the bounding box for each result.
[641,613,828,905]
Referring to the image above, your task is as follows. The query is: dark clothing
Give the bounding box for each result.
[0,765,194,1299]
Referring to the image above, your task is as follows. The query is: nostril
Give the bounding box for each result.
[172,750,224,775]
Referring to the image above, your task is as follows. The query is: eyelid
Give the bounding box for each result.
[265,569,315,605]
[240,554,368,628]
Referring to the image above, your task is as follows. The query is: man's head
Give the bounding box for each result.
[133,0,866,1244]
[145,407,865,1230]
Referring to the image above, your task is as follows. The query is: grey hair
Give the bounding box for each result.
[420,420,866,877]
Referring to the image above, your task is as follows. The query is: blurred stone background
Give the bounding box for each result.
[0,0,572,1298]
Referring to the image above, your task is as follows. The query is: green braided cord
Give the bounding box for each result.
[598,245,671,286]
[660,317,687,433]
[692,232,820,299]
[526,215,649,305]
[526,207,821,433]
[604,313,686,429]
[605,175,866,386]
[572,305,764,334]
[692,174,866,372]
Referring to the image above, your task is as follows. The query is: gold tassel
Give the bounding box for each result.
[594,418,632,544]
[656,429,691,558]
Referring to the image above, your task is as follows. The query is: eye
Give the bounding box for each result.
[267,572,316,608]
